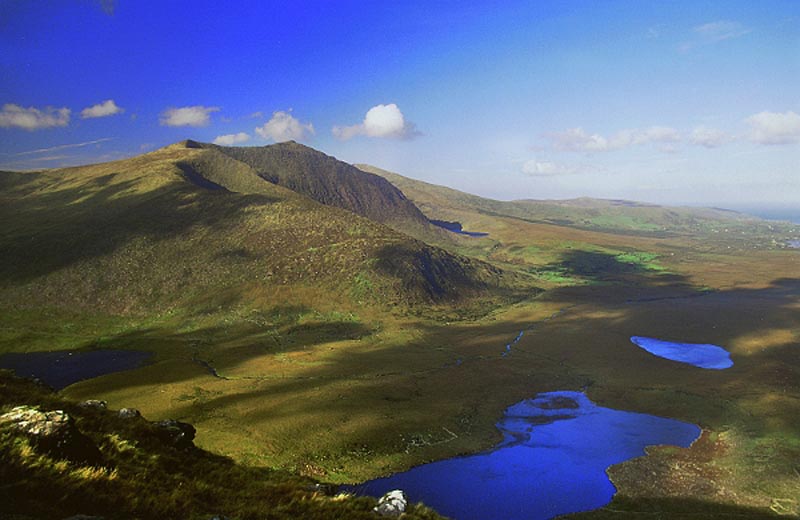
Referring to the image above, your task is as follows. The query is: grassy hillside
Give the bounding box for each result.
[357,164,798,290]
[0,142,526,318]
[357,164,793,240]
[0,371,444,520]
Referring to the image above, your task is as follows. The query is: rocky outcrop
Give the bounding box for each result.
[374,489,408,517]
[118,408,141,419]
[78,399,107,410]
[155,419,196,449]
[0,405,102,465]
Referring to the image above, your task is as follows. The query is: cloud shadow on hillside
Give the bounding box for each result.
[0,174,280,283]
[545,249,690,286]
[49,276,800,436]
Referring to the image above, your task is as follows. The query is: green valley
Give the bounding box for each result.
[1,142,798,519]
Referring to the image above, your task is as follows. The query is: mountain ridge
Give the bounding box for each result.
[0,141,529,318]
[180,141,442,241]
[355,164,766,236]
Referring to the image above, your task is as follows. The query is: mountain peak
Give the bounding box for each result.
[198,140,435,235]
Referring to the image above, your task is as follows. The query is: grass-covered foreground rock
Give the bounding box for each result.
[0,371,444,520]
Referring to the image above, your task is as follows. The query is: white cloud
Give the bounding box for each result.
[634,126,681,144]
[213,132,251,146]
[255,111,314,142]
[746,111,800,145]
[80,99,123,119]
[333,103,419,141]
[159,105,219,127]
[680,20,751,51]
[522,159,581,176]
[548,127,609,152]
[693,20,751,42]
[28,154,72,162]
[690,126,731,148]
[363,104,408,138]
[14,137,113,156]
[548,126,680,152]
[331,124,361,141]
[0,104,70,130]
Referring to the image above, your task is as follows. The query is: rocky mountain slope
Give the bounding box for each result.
[187,140,442,240]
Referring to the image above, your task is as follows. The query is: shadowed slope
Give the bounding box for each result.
[0,142,528,316]
[200,141,442,240]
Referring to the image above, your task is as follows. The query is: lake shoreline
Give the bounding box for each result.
[0,349,154,391]
[348,390,701,520]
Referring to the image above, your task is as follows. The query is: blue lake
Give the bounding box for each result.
[348,391,700,520]
[0,349,153,390]
[630,336,733,370]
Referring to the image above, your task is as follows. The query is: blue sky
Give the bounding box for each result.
[1,1,798,209]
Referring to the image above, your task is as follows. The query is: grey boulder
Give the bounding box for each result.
[155,419,196,449]
[78,400,107,410]
[374,489,408,517]
[0,405,102,465]
[118,408,141,419]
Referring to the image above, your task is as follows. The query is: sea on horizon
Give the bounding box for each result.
[734,208,800,225]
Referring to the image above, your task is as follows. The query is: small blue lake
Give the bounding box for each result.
[0,349,153,390]
[348,391,700,520]
[630,336,733,370]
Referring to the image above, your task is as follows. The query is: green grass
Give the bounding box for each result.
[351,272,375,301]
[0,372,446,520]
[612,251,666,271]
[527,266,588,285]
[586,214,663,232]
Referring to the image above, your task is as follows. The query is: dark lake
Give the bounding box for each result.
[0,349,153,390]
[348,391,700,520]
[630,336,733,370]
[429,219,489,237]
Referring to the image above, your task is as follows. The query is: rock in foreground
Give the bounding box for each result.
[0,405,102,465]
[155,419,196,449]
[375,489,408,517]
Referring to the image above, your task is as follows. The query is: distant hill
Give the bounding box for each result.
[0,142,527,319]
[356,164,763,237]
